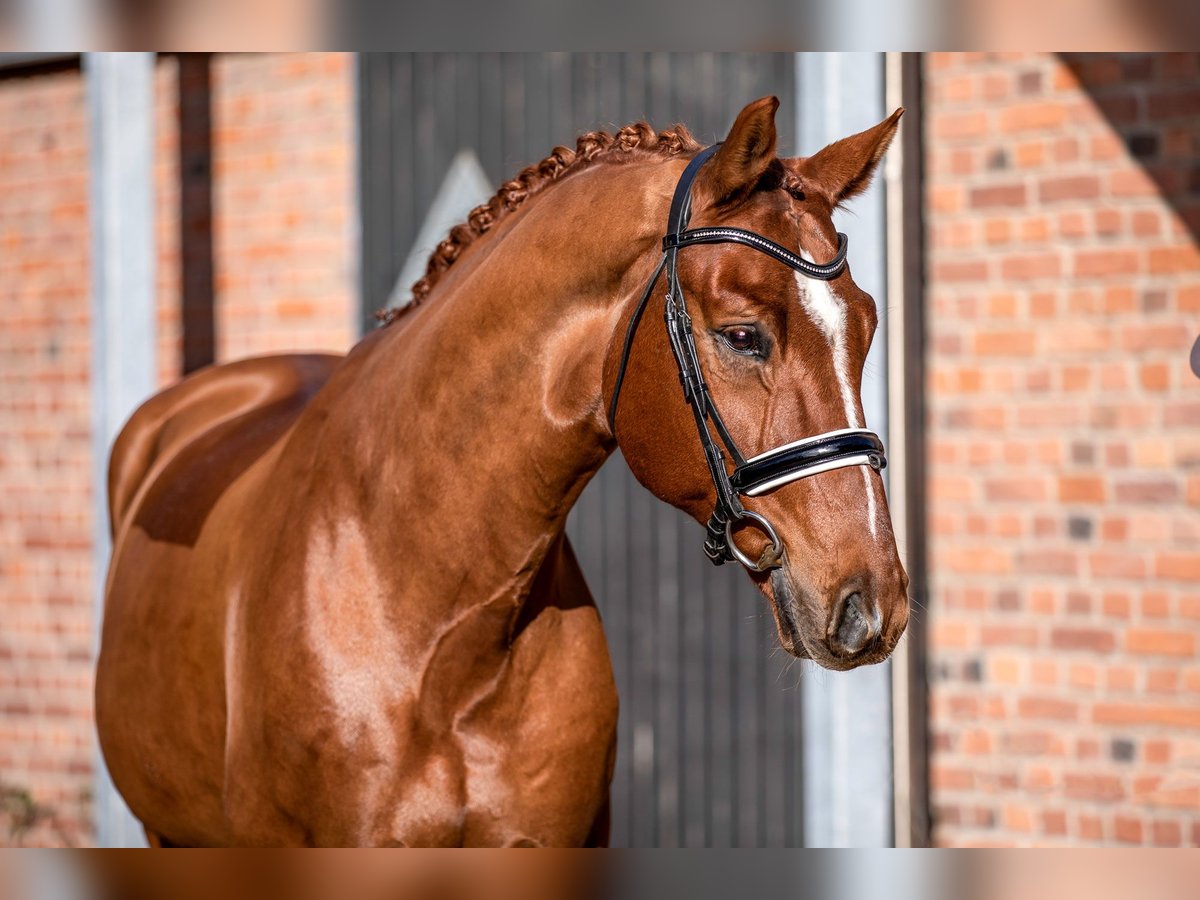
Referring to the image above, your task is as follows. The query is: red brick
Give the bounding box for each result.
[975,329,1036,356]
[1165,403,1200,427]
[1110,168,1159,198]
[940,75,976,103]
[932,765,976,791]
[936,110,989,140]
[1146,784,1200,811]
[981,625,1038,648]
[1100,517,1129,541]
[1066,593,1092,617]
[1039,175,1101,203]
[1068,662,1098,689]
[935,260,988,282]
[1131,210,1162,237]
[985,478,1045,502]
[275,299,317,319]
[1094,208,1122,236]
[984,218,1013,244]
[1090,553,1147,580]
[1058,475,1105,503]
[1064,773,1124,802]
[1041,809,1067,836]
[1125,629,1196,658]
[1000,253,1060,281]
[1137,592,1166,619]
[1151,820,1182,847]
[1094,702,1200,729]
[982,73,1010,101]
[1147,88,1200,119]
[1156,553,1200,582]
[1182,595,1200,620]
[1139,362,1171,391]
[1004,805,1034,833]
[1051,628,1115,653]
[1074,57,1124,86]
[1018,696,1078,721]
[1018,549,1078,576]
[1146,668,1178,693]
[1014,141,1046,168]
[1019,216,1050,243]
[970,184,1027,208]
[1114,814,1144,844]
[1078,814,1104,841]
[1144,740,1172,765]
[1074,249,1140,278]
[999,102,1067,133]
[1149,245,1200,274]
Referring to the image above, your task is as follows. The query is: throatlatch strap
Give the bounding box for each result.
[607,254,667,433]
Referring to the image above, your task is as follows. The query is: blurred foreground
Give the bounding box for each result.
[0,850,1198,900]
[1,0,1198,51]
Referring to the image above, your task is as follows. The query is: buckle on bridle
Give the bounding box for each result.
[723,510,784,572]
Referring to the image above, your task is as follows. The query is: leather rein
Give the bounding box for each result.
[607,144,887,572]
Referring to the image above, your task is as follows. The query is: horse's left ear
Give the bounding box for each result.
[694,95,779,209]
[790,108,903,209]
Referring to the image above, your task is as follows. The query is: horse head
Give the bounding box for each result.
[608,97,909,670]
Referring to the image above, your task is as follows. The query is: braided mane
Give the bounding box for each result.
[376,121,702,326]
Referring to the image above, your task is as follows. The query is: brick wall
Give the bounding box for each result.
[925,52,1200,846]
[0,63,94,849]
[210,53,356,359]
[0,53,355,846]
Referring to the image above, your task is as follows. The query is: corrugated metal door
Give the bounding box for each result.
[358,52,805,846]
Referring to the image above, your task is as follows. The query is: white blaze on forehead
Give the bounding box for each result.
[794,267,881,540]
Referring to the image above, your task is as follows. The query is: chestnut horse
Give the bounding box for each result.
[96,97,908,847]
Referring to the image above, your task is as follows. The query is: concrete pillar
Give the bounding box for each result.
[86,51,156,848]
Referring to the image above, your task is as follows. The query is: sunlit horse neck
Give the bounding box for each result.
[354,154,687,619]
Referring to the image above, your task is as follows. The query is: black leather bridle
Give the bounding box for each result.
[608,144,887,572]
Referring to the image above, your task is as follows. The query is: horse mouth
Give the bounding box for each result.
[765,570,811,659]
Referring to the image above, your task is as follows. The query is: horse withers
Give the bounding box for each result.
[96,96,908,846]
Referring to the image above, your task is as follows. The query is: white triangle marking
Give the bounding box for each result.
[385,148,494,311]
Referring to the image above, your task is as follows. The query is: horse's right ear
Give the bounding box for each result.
[789,109,903,209]
[694,96,779,209]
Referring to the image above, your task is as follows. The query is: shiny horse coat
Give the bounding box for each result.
[96,97,908,846]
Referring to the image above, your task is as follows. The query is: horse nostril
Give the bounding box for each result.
[829,591,881,658]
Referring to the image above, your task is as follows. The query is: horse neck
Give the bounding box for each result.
[336,159,674,619]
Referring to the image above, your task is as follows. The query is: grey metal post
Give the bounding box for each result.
[796,52,893,847]
[87,51,156,848]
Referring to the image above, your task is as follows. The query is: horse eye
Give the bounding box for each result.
[720,326,761,356]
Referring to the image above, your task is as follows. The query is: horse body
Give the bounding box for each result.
[98,98,909,846]
[96,161,660,845]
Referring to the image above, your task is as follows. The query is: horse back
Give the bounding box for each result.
[108,354,343,544]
